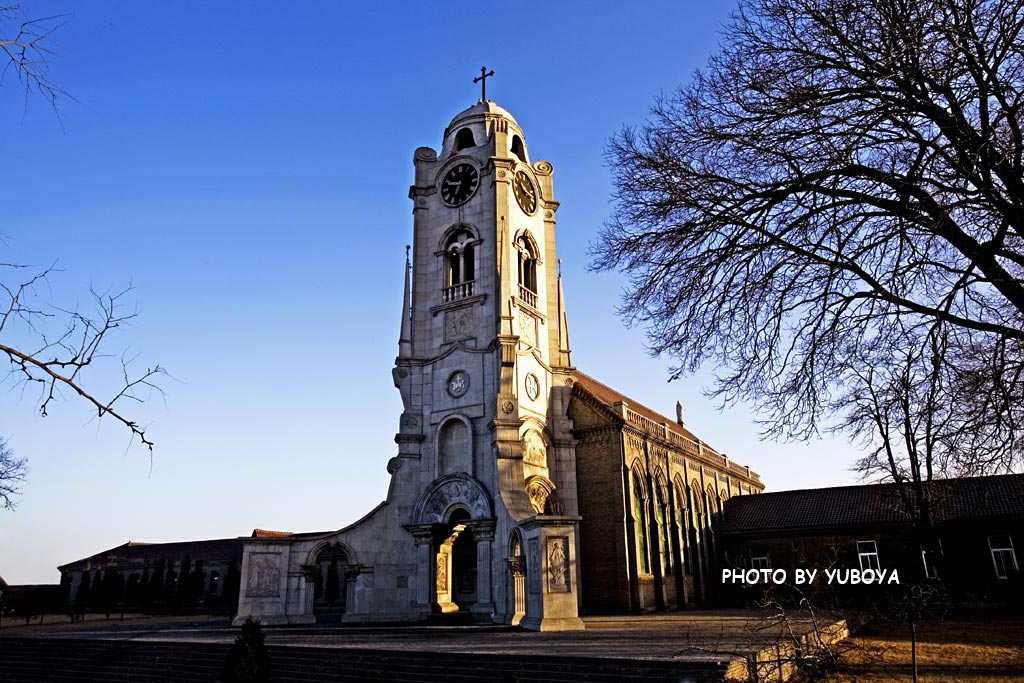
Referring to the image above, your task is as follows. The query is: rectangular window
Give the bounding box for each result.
[857,540,880,572]
[920,538,942,579]
[989,535,1018,579]
[921,548,937,578]
[751,555,770,570]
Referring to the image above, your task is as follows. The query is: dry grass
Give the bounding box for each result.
[821,619,1024,683]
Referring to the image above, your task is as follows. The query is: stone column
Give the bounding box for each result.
[299,565,318,618]
[339,565,365,623]
[435,543,456,613]
[284,571,316,625]
[403,523,436,612]
[506,555,526,625]
[468,519,496,622]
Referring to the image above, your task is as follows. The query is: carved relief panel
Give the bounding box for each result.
[546,537,570,593]
[521,430,548,469]
[246,553,282,597]
[445,306,475,342]
[436,553,449,594]
[526,477,561,515]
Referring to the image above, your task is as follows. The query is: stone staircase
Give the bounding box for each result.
[0,636,731,682]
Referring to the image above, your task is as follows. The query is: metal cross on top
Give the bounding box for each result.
[473,66,495,101]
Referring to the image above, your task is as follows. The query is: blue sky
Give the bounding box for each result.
[1,1,861,584]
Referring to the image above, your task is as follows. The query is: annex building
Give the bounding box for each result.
[719,473,1024,605]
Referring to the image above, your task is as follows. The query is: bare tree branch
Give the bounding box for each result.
[1,272,163,453]
[0,5,70,119]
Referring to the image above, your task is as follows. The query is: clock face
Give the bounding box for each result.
[525,372,540,401]
[441,163,479,206]
[447,370,470,398]
[513,170,537,214]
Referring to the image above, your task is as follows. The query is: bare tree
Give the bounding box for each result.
[1,6,161,509]
[0,437,27,510]
[595,0,1024,503]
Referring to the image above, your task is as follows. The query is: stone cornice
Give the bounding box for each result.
[393,338,500,369]
[619,423,762,488]
[519,514,583,530]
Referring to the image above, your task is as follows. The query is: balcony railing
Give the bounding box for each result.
[443,280,475,302]
[518,284,538,308]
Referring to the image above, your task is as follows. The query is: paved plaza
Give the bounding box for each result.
[4,609,856,681]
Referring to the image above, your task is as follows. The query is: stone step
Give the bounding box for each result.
[0,636,731,682]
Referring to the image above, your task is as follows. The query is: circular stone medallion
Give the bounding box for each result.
[525,372,540,401]
[447,370,470,398]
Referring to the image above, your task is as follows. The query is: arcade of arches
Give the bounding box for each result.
[569,372,762,614]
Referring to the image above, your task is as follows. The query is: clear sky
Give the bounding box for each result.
[0,1,862,585]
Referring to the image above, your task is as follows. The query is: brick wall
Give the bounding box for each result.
[571,397,631,614]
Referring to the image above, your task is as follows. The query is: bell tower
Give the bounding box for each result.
[394,94,583,631]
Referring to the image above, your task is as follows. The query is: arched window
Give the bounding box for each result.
[509,529,523,557]
[655,481,671,575]
[675,485,692,576]
[707,485,719,525]
[438,418,472,474]
[689,481,707,575]
[444,229,475,301]
[454,128,476,152]
[516,235,538,306]
[706,485,719,560]
[689,482,703,529]
[507,528,526,624]
[510,135,526,162]
[632,471,650,574]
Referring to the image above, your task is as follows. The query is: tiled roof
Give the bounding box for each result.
[251,528,339,539]
[572,371,702,443]
[721,473,1024,533]
[58,537,244,571]
[251,528,294,538]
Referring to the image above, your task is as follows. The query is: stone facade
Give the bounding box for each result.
[232,100,764,628]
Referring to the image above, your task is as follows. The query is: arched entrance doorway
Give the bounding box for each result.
[311,544,347,618]
[409,473,495,619]
[435,508,477,613]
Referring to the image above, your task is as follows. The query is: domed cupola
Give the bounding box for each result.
[441,100,529,164]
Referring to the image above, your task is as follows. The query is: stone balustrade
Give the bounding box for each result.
[443,280,475,302]
[518,284,537,308]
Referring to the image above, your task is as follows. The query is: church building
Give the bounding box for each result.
[232,98,764,630]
